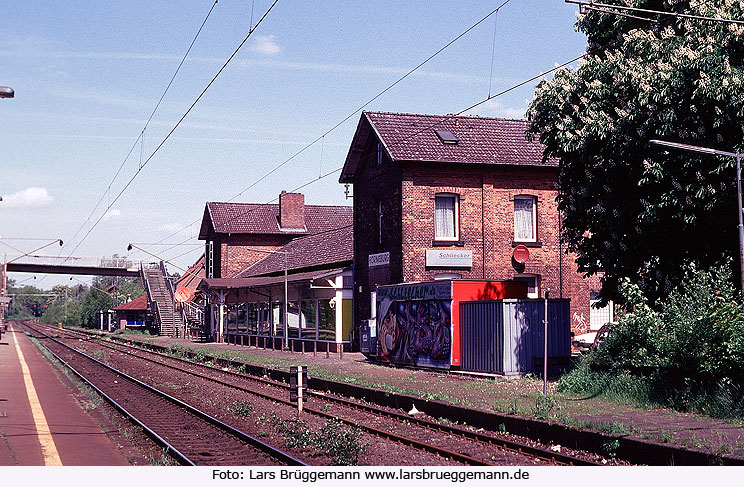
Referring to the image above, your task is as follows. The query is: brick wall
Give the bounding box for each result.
[353,133,403,323]
[219,234,290,278]
[399,162,599,335]
[279,191,305,230]
[351,150,601,338]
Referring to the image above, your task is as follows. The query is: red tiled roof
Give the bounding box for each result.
[199,202,352,238]
[237,225,353,277]
[340,111,555,182]
[112,294,148,311]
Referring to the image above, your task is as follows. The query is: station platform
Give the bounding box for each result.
[0,323,132,466]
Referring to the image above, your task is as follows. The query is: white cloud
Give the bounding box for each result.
[250,35,281,55]
[466,99,526,119]
[1,187,53,208]
[101,209,121,222]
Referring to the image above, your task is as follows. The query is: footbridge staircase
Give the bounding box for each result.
[141,262,185,338]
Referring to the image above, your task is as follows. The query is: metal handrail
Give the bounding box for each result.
[140,262,161,334]
[152,301,162,335]
[184,301,204,322]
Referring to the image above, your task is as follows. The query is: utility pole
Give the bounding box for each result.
[650,140,744,306]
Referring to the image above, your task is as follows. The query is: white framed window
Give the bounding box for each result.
[376,142,384,166]
[590,291,614,331]
[514,195,537,242]
[435,193,459,241]
[513,274,540,299]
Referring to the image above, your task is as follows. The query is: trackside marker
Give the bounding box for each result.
[9,324,63,466]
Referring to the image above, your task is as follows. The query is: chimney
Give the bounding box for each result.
[279,191,305,230]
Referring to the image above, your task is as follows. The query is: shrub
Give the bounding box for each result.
[560,262,744,419]
[270,414,366,465]
[227,401,253,417]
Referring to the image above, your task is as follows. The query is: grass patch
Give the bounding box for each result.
[146,448,179,466]
[113,329,153,336]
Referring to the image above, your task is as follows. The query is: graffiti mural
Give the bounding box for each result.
[376,298,452,369]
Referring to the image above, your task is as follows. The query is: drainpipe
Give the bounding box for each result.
[481,175,486,279]
[559,211,563,298]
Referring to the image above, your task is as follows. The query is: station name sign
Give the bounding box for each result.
[425,249,473,268]
[368,252,390,268]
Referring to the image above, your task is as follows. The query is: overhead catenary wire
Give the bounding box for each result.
[153,0,696,265]
[146,0,516,249]
[65,0,220,249]
[565,0,744,25]
[62,0,281,262]
[28,0,720,285]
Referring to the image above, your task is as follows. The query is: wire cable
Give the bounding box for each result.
[65,0,220,249]
[62,0,280,261]
[145,1,517,248]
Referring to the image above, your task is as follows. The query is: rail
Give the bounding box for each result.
[21,321,306,466]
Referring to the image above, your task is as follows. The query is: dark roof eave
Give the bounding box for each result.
[343,159,558,182]
[198,267,348,291]
[394,158,558,167]
[241,260,353,279]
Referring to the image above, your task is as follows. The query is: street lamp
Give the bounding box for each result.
[649,139,744,302]
[0,86,14,99]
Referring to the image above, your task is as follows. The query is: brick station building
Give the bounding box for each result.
[198,191,352,280]
[197,193,354,349]
[340,111,609,350]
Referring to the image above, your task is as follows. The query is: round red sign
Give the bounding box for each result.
[175,287,194,303]
[513,245,530,264]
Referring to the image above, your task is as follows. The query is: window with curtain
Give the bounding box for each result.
[287,301,300,338]
[514,196,536,242]
[434,194,458,240]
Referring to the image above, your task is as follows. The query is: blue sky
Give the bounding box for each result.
[1,0,587,288]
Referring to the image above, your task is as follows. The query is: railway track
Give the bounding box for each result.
[16,321,306,466]
[24,321,602,466]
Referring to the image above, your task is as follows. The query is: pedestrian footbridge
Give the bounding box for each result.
[3,255,153,277]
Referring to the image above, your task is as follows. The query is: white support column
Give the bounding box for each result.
[219,290,226,343]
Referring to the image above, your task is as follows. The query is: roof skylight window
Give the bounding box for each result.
[434,128,459,145]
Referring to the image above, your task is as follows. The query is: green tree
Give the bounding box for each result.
[6,283,47,319]
[80,288,113,329]
[527,1,744,303]
[89,275,145,307]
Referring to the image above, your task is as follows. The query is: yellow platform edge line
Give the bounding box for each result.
[9,324,63,466]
